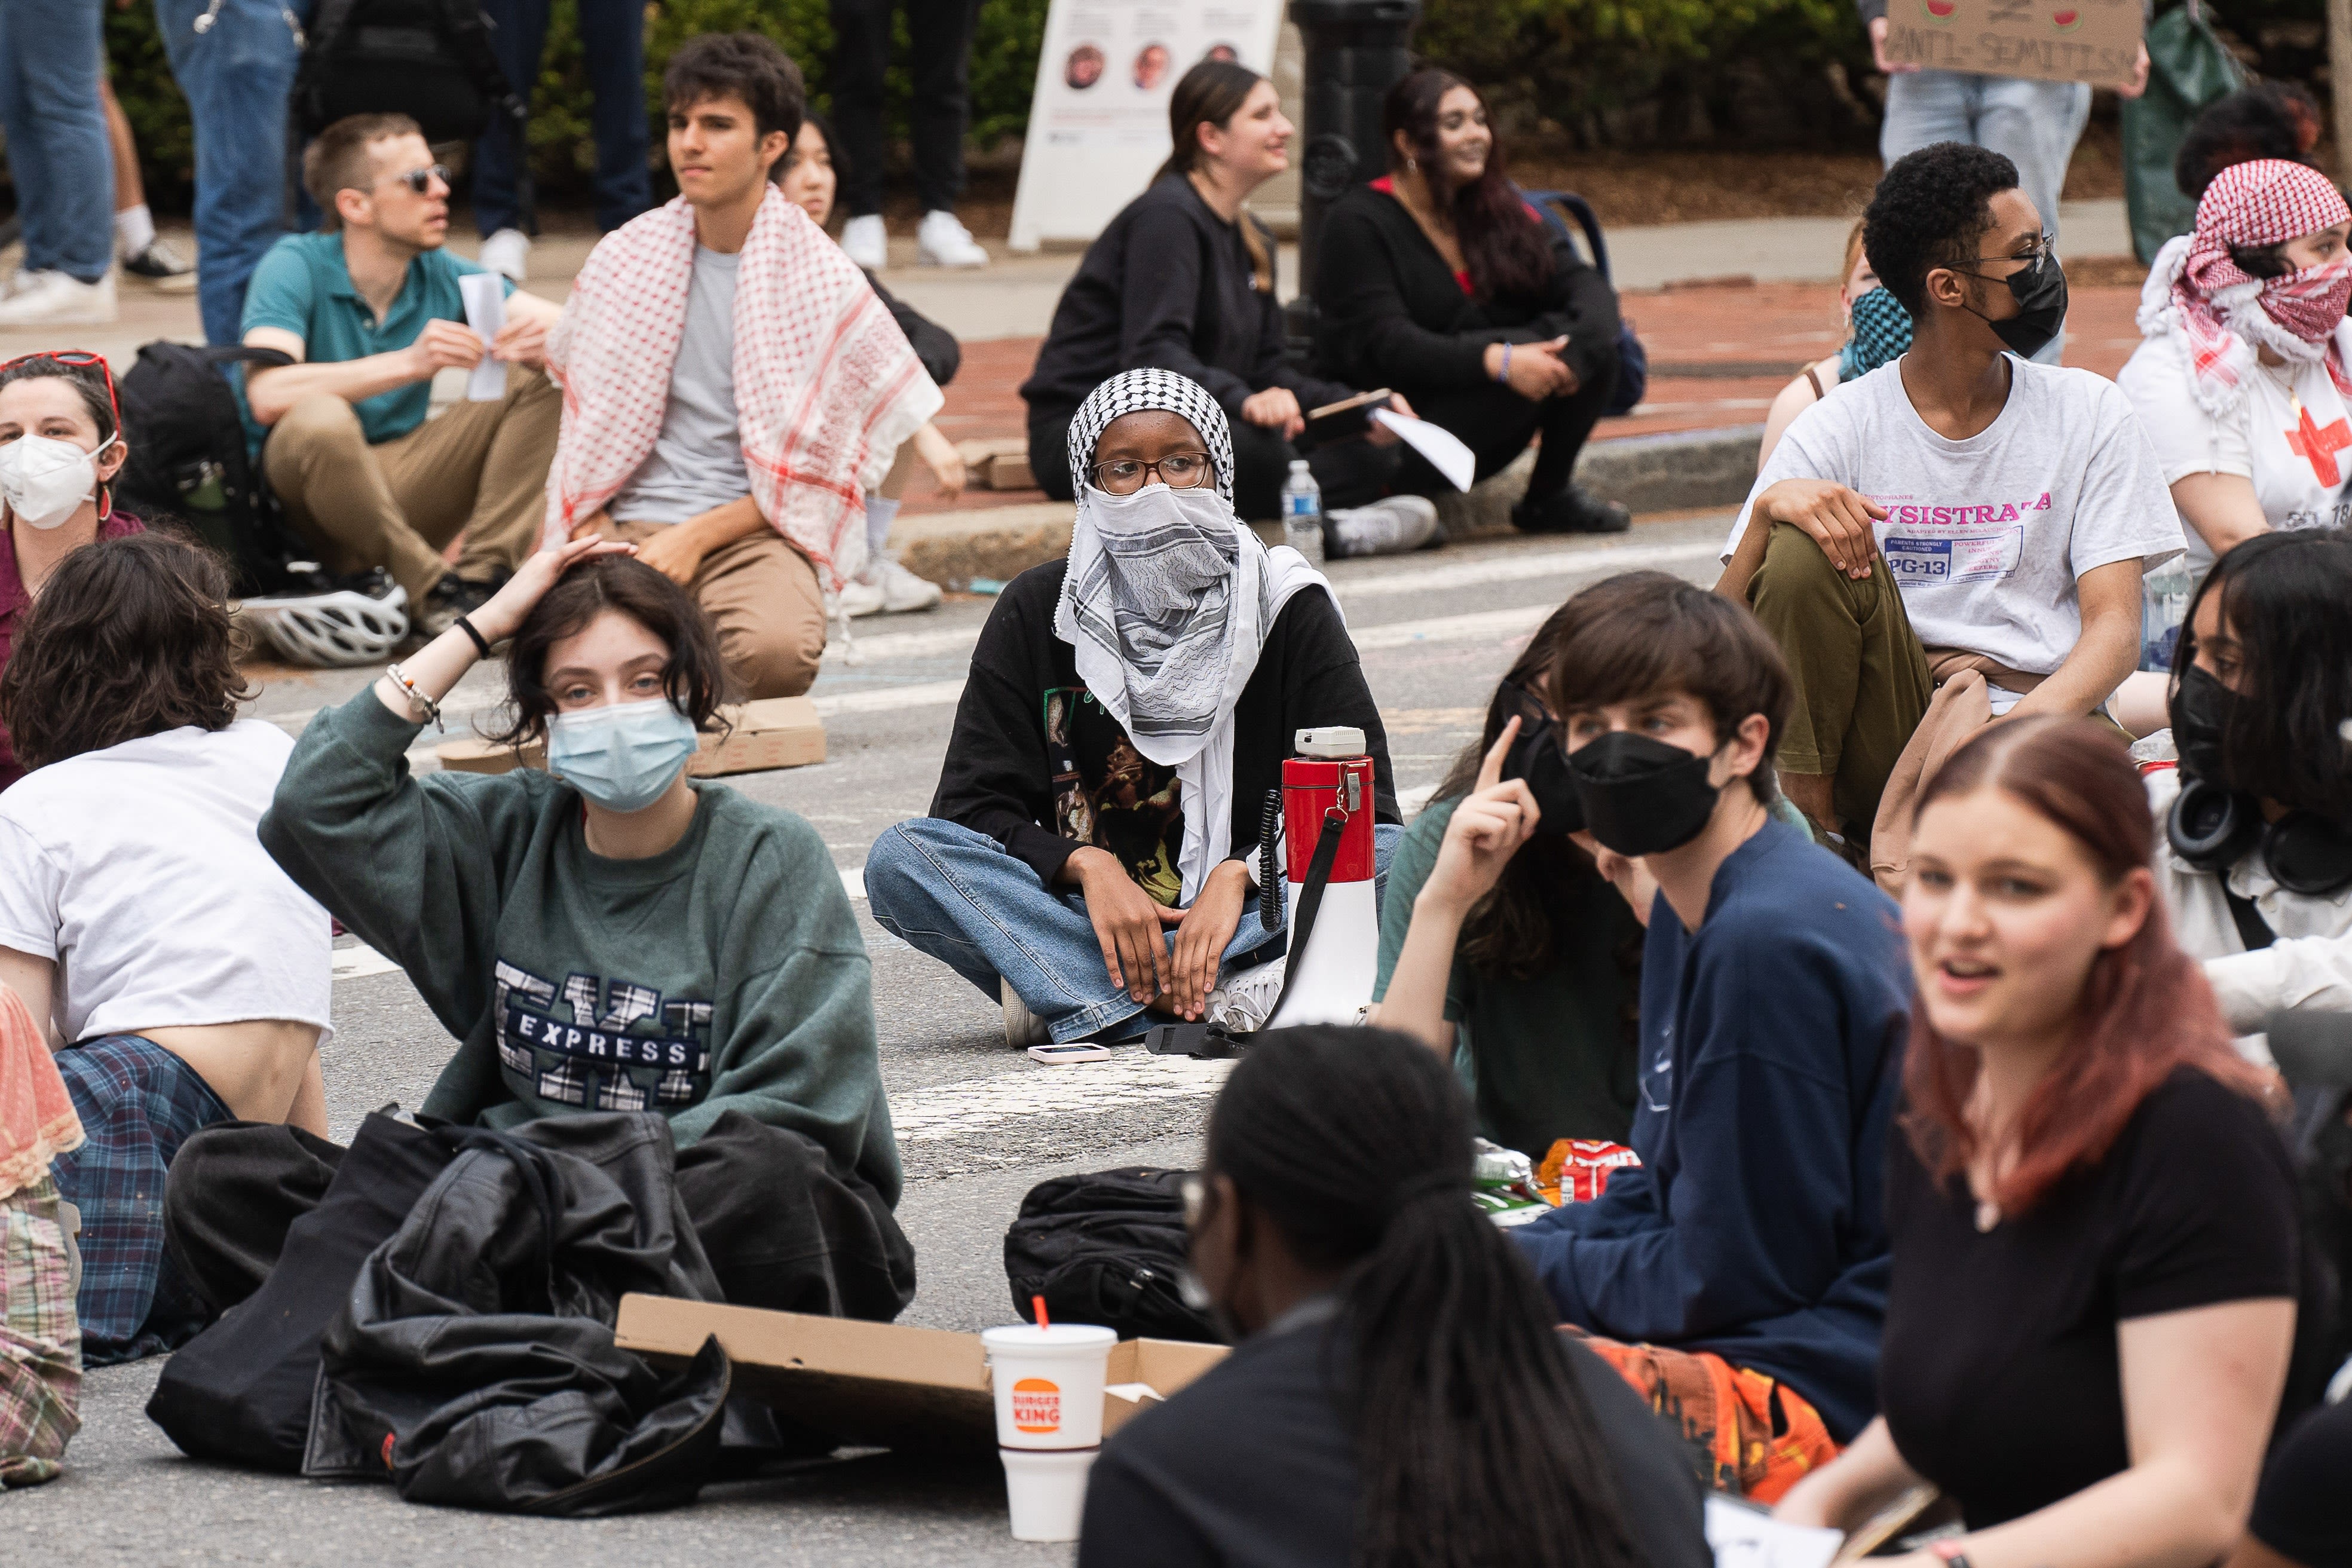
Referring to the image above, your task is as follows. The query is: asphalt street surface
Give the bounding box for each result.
[3,514,1731,1564]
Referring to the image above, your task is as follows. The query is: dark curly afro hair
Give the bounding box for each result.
[1863,142,2022,318]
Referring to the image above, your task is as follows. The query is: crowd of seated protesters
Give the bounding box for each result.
[547,34,939,699]
[238,114,565,639]
[773,110,964,618]
[1757,220,1912,469]
[1312,69,1631,536]
[866,369,1404,1048]
[1021,62,1438,557]
[1718,142,2181,882]
[0,353,145,789]
[0,532,332,1363]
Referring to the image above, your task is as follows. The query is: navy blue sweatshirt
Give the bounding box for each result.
[1512,816,1909,1440]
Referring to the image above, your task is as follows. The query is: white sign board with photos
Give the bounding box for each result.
[1007,0,1286,252]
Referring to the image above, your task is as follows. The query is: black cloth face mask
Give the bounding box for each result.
[1567,731,1722,856]
[1497,684,1584,837]
[2168,661,2237,785]
[1964,249,2068,360]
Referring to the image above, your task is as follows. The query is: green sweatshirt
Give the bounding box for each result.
[261,692,902,1205]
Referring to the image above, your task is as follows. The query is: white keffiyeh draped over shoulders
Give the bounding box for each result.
[539,186,942,587]
[1053,369,1333,903]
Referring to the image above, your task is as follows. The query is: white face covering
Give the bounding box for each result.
[0,433,114,530]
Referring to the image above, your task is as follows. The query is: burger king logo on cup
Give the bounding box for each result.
[1011,1377,1063,1434]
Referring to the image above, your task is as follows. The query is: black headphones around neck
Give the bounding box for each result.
[2167,776,2352,897]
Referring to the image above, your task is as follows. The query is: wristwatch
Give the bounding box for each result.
[1930,1538,1973,1568]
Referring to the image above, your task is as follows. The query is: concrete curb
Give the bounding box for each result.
[891,424,1764,587]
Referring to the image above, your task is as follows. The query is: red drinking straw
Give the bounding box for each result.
[1033,1294,1050,1328]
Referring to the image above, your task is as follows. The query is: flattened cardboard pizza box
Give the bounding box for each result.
[614,1294,1227,1454]
[436,696,825,778]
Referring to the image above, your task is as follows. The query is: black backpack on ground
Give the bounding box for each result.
[1003,1167,1220,1343]
[1523,186,1650,418]
[293,0,532,226]
[113,341,309,597]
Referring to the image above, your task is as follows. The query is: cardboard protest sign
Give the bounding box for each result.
[1882,0,2143,90]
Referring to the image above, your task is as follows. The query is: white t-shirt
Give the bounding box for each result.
[1727,357,2185,678]
[0,721,333,1044]
[2115,329,2352,574]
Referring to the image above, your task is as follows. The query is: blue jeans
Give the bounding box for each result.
[473,0,650,236]
[1880,70,2090,366]
[866,817,1405,1043]
[0,0,112,284]
[154,0,304,345]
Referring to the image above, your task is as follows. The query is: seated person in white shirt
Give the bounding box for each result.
[0,532,333,1362]
[1716,141,2183,853]
[2152,529,2352,1038]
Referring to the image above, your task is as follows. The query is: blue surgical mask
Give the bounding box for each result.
[546,698,699,814]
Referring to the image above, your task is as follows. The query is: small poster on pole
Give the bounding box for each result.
[1008,1,1286,252]
[1881,0,2145,90]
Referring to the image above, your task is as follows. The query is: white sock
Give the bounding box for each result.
[865,496,902,559]
[115,203,155,257]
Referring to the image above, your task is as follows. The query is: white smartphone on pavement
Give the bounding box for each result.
[1027,1042,1112,1065]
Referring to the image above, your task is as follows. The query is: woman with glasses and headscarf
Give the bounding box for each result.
[866,369,1404,1048]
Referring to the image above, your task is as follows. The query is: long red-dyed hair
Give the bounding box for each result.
[1901,716,2276,1214]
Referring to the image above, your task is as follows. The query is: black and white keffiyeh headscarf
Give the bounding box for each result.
[1054,369,1331,901]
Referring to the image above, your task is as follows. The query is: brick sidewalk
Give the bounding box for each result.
[903,283,2148,516]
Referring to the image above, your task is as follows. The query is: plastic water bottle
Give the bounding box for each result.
[2140,555,2194,672]
[1280,460,1324,566]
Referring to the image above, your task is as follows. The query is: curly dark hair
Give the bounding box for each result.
[489,557,736,747]
[664,30,806,149]
[1863,142,2021,317]
[2177,528,2352,817]
[0,531,252,771]
[2176,81,2323,205]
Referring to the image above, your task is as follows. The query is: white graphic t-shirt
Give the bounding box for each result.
[1727,357,2185,678]
[2116,327,2352,575]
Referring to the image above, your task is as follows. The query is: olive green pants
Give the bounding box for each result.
[1744,523,1934,837]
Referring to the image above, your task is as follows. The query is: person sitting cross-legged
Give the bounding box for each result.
[1462,572,1913,1503]
[0,532,334,1364]
[865,369,1403,1048]
[239,113,568,640]
[1716,142,2183,879]
[543,32,942,699]
[166,540,915,1324]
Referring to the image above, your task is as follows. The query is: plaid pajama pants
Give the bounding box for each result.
[1,1172,80,1487]
[48,1037,230,1365]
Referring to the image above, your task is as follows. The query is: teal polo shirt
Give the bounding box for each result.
[237,231,514,452]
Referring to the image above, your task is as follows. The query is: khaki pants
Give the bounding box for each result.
[1745,522,1934,837]
[262,366,562,605]
[586,517,827,700]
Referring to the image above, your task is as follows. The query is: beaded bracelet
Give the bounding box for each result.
[1496,341,1513,385]
[383,662,444,731]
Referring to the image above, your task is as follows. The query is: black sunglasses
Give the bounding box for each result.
[382,164,451,195]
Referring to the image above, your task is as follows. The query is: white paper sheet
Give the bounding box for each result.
[459,272,508,403]
[1371,408,1476,492]
[1703,1496,1844,1568]
[1102,1383,1166,1405]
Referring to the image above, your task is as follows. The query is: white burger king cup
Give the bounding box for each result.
[999,1446,1098,1542]
[980,1322,1117,1449]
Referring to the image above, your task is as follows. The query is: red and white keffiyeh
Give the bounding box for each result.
[2137,158,2352,418]
[541,186,942,586]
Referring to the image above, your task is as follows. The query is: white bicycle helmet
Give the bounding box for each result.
[240,578,410,667]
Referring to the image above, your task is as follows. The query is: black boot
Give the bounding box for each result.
[1511,485,1632,535]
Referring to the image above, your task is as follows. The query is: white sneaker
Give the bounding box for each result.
[841,215,889,272]
[837,567,888,618]
[875,556,942,613]
[1206,958,1288,1033]
[1328,495,1440,558]
[477,227,531,283]
[917,209,989,269]
[1002,981,1051,1048]
[0,269,117,327]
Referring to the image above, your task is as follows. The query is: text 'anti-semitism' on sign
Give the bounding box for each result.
[1882,0,2144,90]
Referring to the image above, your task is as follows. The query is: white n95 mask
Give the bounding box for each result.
[546,698,700,814]
[0,433,112,530]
